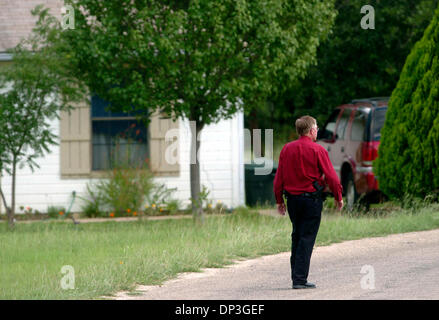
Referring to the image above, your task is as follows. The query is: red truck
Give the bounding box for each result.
[317,97,388,210]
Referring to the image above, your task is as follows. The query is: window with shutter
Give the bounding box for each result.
[60,100,91,177]
[148,110,180,176]
[90,95,149,171]
[60,97,180,177]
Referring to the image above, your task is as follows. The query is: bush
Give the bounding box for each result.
[79,161,180,218]
[47,206,67,219]
[164,199,182,215]
[97,164,155,217]
[204,200,228,215]
[78,183,106,218]
[144,183,178,215]
[188,184,210,212]
[78,134,183,218]
[374,5,439,200]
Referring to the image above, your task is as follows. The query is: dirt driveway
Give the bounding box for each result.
[111,228,439,300]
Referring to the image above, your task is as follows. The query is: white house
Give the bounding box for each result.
[0,0,246,215]
[0,103,246,214]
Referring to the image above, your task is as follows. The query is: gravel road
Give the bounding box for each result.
[113,228,439,300]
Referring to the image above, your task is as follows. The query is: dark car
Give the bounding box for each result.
[317,97,388,210]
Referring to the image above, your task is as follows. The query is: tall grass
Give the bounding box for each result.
[1,203,439,299]
[318,201,439,245]
[0,210,289,300]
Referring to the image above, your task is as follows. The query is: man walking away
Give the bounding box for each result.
[273,115,343,289]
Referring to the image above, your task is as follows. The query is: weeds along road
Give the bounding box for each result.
[112,228,439,300]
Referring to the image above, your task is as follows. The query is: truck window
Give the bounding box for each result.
[320,109,340,140]
[372,107,387,141]
[336,109,351,140]
[351,110,367,141]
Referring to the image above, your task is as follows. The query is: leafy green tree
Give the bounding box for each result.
[266,0,439,130]
[0,24,85,228]
[36,0,336,222]
[374,4,439,199]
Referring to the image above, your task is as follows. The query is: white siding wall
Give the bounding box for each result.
[0,112,245,214]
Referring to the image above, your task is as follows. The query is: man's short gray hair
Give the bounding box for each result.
[295,116,316,136]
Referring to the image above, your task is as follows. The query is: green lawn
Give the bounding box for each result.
[1,203,439,299]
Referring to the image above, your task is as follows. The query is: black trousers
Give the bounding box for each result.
[285,192,323,285]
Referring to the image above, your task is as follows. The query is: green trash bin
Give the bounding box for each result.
[245,159,278,207]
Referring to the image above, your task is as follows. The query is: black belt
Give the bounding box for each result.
[284,190,321,199]
[299,192,317,198]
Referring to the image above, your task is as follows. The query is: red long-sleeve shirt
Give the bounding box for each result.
[273,135,343,203]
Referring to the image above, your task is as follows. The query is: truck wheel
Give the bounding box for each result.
[346,172,359,211]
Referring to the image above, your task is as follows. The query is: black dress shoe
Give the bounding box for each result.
[292,282,316,289]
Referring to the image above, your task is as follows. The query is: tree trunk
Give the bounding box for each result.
[8,159,16,229]
[0,186,11,225]
[190,119,204,224]
[249,108,258,132]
